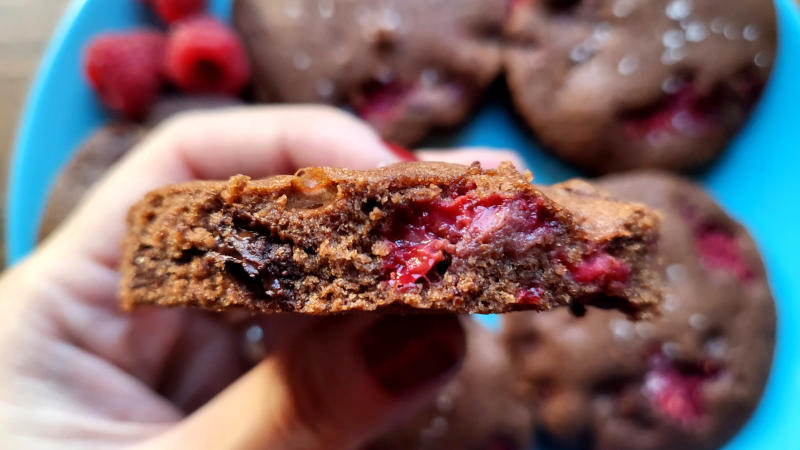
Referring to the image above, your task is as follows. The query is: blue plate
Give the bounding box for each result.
[6,0,800,448]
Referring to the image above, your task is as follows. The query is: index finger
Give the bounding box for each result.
[44,105,404,268]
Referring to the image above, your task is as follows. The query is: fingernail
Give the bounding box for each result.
[383,141,419,162]
[360,315,465,396]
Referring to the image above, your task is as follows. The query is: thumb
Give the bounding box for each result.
[144,314,466,450]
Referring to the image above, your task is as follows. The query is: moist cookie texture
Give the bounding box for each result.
[233,0,505,145]
[503,171,776,450]
[505,0,776,173]
[121,162,661,316]
[365,318,533,450]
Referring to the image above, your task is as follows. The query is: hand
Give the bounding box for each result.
[0,106,524,449]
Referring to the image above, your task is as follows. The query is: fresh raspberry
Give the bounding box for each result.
[84,30,166,119]
[153,0,206,24]
[385,239,447,287]
[165,16,250,96]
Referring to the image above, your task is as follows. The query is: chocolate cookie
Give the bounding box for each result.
[505,0,777,173]
[39,123,146,240]
[121,162,662,316]
[233,0,505,145]
[365,318,533,450]
[503,172,776,450]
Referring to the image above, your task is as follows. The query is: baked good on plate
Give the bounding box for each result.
[503,171,776,450]
[233,0,505,145]
[504,0,777,173]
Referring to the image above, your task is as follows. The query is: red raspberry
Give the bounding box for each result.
[84,30,166,119]
[572,252,631,285]
[516,287,543,306]
[165,16,250,96]
[153,0,206,24]
[695,228,755,281]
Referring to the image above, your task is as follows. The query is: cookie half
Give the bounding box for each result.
[121,162,662,316]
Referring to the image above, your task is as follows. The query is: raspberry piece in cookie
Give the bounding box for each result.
[694,227,755,281]
[621,82,720,140]
[643,353,721,425]
[121,162,661,316]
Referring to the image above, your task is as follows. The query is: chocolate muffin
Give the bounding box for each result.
[233,0,505,145]
[365,318,533,450]
[39,123,146,240]
[503,172,776,450]
[121,162,662,316]
[505,0,777,173]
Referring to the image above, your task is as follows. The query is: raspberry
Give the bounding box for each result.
[382,192,557,288]
[165,16,250,96]
[695,228,755,281]
[356,81,410,125]
[622,82,719,139]
[153,0,206,24]
[385,240,447,287]
[516,287,543,306]
[572,252,631,285]
[643,353,721,425]
[84,30,166,119]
